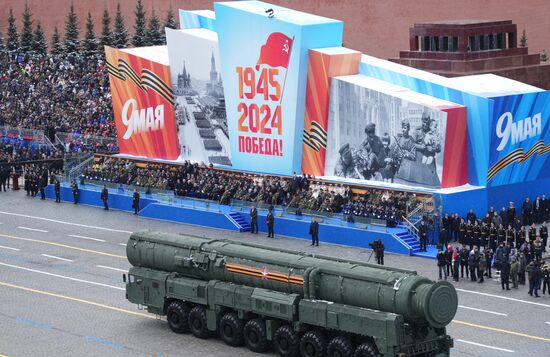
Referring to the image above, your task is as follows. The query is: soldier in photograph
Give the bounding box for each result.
[333,143,360,179]
[391,120,417,184]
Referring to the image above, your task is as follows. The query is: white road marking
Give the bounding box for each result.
[41,254,74,262]
[17,226,48,233]
[458,305,508,316]
[456,339,514,353]
[119,243,127,246]
[0,262,124,291]
[456,288,550,308]
[96,265,128,273]
[68,234,106,242]
[0,211,132,234]
[0,245,20,251]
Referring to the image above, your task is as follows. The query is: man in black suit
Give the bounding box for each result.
[101,185,109,210]
[250,206,258,234]
[309,218,319,246]
[266,208,274,238]
[54,179,61,203]
[419,220,428,252]
[132,189,140,215]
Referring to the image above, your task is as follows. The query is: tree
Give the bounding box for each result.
[51,26,63,55]
[100,8,112,49]
[64,3,80,54]
[161,6,177,44]
[112,3,128,48]
[6,9,19,53]
[145,9,163,46]
[82,12,98,56]
[132,0,147,47]
[32,22,47,55]
[519,29,527,48]
[20,3,34,53]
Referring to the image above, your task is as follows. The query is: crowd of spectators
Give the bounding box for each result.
[0,51,116,140]
[0,135,64,163]
[435,199,550,297]
[82,156,422,222]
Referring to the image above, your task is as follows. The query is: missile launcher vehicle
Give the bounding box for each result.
[124,231,457,356]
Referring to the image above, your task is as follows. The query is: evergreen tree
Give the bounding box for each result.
[112,3,128,48]
[145,9,163,46]
[519,29,528,48]
[100,8,112,48]
[51,26,63,55]
[82,12,98,56]
[32,22,47,55]
[6,9,19,53]
[132,0,147,47]
[20,3,34,53]
[64,3,80,54]
[161,6,177,44]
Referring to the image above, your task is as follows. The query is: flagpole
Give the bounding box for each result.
[279,36,294,105]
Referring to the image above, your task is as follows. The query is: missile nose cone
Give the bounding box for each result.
[424,281,458,328]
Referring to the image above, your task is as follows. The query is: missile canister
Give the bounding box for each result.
[127,231,458,328]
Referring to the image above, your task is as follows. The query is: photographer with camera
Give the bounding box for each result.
[369,239,385,265]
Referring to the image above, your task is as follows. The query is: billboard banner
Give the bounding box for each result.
[166,28,231,166]
[325,77,449,189]
[488,91,550,186]
[214,1,343,175]
[359,56,491,186]
[105,46,180,160]
[301,48,361,176]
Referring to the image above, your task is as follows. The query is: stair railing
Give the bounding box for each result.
[401,215,420,242]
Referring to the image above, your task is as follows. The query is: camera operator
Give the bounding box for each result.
[370,239,385,265]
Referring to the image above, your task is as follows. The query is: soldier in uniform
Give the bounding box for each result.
[516,226,526,248]
[466,220,474,249]
[378,133,395,182]
[101,185,109,210]
[480,222,489,249]
[250,206,258,234]
[71,179,79,204]
[472,220,481,248]
[497,223,506,246]
[266,208,275,238]
[54,179,61,203]
[505,224,515,247]
[418,220,428,252]
[528,223,537,243]
[357,123,385,180]
[458,218,467,245]
[391,121,417,185]
[334,143,360,179]
[411,115,441,187]
[132,189,140,215]
[489,222,498,252]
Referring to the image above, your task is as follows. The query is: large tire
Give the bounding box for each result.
[300,330,327,357]
[327,336,354,357]
[273,325,300,357]
[166,301,190,334]
[219,312,244,347]
[188,306,210,339]
[354,342,380,357]
[243,318,270,353]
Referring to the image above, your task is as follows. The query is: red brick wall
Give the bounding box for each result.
[1,0,549,60]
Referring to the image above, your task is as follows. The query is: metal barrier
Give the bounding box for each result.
[0,125,46,143]
[401,215,420,242]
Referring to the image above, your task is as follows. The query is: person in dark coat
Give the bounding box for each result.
[38,177,46,200]
[459,247,469,278]
[418,221,428,252]
[501,258,511,290]
[437,250,447,280]
[132,189,140,215]
[24,172,31,196]
[250,206,258,234]
[101,185,109,210]
[468,249,477,282]
[374,239,384,265]
[452,247,460,282]
[444,245,453,277]
[309,218,319,246]
[266,208,274,238]
[54,179,61,203]
[71,179,79,204]
[522,197,532,226]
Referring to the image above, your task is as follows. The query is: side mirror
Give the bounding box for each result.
[123,274,127,283]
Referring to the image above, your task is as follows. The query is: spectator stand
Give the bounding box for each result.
[40,154,446,257]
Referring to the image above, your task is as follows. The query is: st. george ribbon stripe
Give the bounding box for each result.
[488,140,550,181]
[107,59,174,106]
